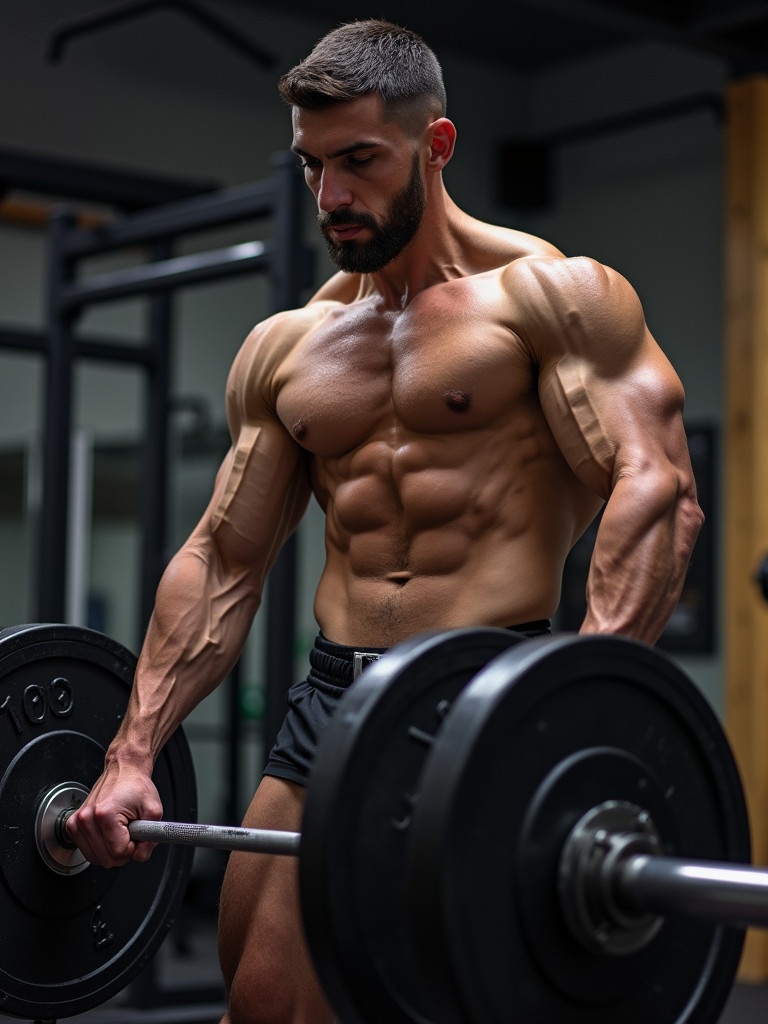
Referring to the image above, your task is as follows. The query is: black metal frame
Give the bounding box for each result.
[35,151,312,636]
[2,151,312,802]
[46,0,277,71]
[0,144,219,210]
[0,150,313,1012]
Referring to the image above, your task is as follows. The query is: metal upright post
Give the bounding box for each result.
[263,154,307,764]
[36,207,78,622]
[139,239,174,639]
[130,250,199,1013]
[270,151,306,312]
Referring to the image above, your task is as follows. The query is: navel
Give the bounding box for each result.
[444,389,472,412]
[386,571,413,585]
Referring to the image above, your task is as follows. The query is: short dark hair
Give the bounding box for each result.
[278,19,447,129]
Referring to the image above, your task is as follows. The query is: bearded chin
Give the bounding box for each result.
[325,232,414,274]
[322,157,425,274]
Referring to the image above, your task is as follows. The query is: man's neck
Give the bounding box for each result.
[363,190,476,308]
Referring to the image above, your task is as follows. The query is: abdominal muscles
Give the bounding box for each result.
[312,430,587,646]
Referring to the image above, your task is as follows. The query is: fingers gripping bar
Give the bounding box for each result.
[58,808,300,856]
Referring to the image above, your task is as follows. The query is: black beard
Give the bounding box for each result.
[318,156,425,274]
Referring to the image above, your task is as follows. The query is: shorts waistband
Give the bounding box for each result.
[309,622,551,688]
[309,633,388,687]
[508,620,551,636]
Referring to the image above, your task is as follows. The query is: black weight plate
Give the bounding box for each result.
[299,627,525,1024]
[0,623,197,1020]
[408,634,750,1024]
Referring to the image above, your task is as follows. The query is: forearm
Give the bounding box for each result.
[107,540,260,771]
[580,470,704,643]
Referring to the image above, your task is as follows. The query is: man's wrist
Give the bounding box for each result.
[104,736,155,774]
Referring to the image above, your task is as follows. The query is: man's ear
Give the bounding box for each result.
[426,118,457,170]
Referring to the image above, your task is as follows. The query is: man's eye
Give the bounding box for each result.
[348,155,373,167]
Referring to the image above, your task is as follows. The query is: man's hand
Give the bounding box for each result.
[66,763,162,868]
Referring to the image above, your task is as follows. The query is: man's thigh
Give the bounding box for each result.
[218,776,306,981]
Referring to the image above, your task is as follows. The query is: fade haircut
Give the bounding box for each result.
[278,19,447,133]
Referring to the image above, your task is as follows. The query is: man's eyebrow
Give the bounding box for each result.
[291,140,381,159]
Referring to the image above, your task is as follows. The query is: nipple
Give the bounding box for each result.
[292,419,308,441]
[444,390,471,412]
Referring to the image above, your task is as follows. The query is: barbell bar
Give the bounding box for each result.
[55,809,301,857]
[620,856,768,927]
[54,798,768,935]
[0,621,762,1024]
[128,818,301,854]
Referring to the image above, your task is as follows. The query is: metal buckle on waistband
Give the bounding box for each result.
[353,652,381,679]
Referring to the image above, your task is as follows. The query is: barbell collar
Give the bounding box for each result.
[560,799,768,952]
[558,799,665,955]
[35,782,90,875]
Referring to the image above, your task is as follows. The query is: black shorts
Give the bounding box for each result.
[263,622,551,787]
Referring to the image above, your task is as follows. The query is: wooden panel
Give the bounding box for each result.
[724,75,768,980]
[0,197,109,230]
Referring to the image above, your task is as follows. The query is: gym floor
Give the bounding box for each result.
[0,917,766,1024]
[722,983,768,1022]
[0,845,765,1024]
[0,916,226,1024]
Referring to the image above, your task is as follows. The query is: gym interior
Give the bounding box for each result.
[2,1,768,1022]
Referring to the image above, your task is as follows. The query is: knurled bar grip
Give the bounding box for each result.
[128,820,301,856]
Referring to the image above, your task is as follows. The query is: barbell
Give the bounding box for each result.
[0,621,760,1023]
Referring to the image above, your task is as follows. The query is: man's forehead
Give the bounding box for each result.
[291,95,396,152]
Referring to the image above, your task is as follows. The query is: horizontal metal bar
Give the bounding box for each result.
[0,325,155,366]
[74,337,155,367]
[64,179,277,258]
[47,0,276,69]
[0,325,47,354]
[0,144,217,211]
[128,819,300,856]
[618,855,768,928]
[60,240,268,309]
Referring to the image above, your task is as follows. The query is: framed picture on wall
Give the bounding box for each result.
[558,424,716,653]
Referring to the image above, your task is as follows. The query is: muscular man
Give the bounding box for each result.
[67,19,704,1024]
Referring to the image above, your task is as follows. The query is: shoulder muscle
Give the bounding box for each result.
[226,303,332,430]
[508,256,685,497]
[509,255,648,374]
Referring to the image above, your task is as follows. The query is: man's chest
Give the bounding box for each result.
[274,286,536,457]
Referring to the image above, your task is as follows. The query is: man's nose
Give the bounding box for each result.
[316,169,352,213]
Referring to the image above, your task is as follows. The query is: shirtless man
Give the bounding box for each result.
[67,18,704,1024]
